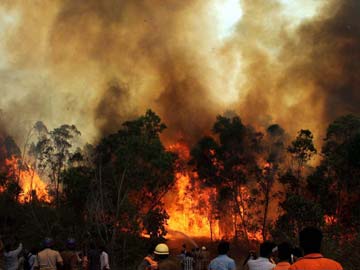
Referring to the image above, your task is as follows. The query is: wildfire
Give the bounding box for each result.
[4,156,50,203]
[324,214,338,225]
[165,143,222,239]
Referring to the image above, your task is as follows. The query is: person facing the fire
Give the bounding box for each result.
[34,238,63,270]
[289,227,343,270]
[61,238,81,270]
[3,237,23,270]
[181,252,195,270]
[137,244,158,270]
[274,242,292,270]
[208,241,236,270]
[154,243,181,270]
[246,241,276,270]
[99,246,110,270]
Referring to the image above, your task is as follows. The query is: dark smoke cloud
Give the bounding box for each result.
[0,0,359,147]
[237,0,360,141]
[285,0,360,123]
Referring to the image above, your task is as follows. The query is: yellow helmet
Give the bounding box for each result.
[154,243,169,255]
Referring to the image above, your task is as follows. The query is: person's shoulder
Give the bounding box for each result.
[321,257,343,269]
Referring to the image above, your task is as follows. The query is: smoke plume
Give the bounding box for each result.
[0,0,358,146]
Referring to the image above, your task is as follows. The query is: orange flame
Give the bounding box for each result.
[4,156,51,203]
[165,143,222,238]
[324,214,337,225]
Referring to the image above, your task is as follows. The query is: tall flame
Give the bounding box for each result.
[4,156,50,203]
[165,143,221,239]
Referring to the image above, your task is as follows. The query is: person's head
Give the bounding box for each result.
[4,243,12,253]
[30,247,38,255]
[43,237,54,249]
[89,242,96,250]
[201,246,206,251]
[292,247,303,261]
[154,243,170,260]
[99,245,107,253]
[299,227,322,254]
[66,238,76,250]
[260,241,276,258]
[277,242,292,262]
[217,241,230,255]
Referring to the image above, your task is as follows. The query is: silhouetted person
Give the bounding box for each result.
[4,238,23,270]
[154,243,181,270]
[61,239,81,270]
[274,242,292,270]
[182,252,194,270]
[88,243,100,270]
[34,238,63,270]
[208,241,235,270]
[137,244,157,270]
[291,247,303,263]
[99,246,109,270]
[289,227,343,270]
[247,241,276,270]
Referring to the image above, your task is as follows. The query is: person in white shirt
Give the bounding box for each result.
[100,247,110,270]
[4,242,23,270]
[247,241,276,270]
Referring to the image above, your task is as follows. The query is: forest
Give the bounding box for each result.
[0,110,359,269]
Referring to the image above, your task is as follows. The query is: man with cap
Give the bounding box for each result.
[154,243,181,270]
[34,238,63,270]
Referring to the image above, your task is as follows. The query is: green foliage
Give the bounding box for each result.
[191,114,263,241]
[288,129,317,165]
[273,194,324,241]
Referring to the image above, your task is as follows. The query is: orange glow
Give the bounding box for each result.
[165,142,266,242]
[324,214,337,225]
[5,156,51,203]
[165,143,222,239]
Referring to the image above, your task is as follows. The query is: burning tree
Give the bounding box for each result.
[87,110,176,268]
[29,122,81,207]
[190,114,263,243]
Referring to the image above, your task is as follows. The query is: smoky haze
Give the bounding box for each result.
[0,0,358,146]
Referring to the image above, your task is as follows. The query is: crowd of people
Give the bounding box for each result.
[0,237,110,270]
[138,227,343,270]
[0,227,343,270]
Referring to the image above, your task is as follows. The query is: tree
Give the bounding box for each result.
[259,124,286,240]
[88,110,176,268]
[272,129,318,241]
[318,115,360,228]
[190,115,263,244]
[30,123,81,207]
[287,129,317,194]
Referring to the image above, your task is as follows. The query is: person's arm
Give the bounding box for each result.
[103,253,110,270]
[33,254,39,270]
[56,251,64,266]
[229,260,236,270]
[12,243,23,257]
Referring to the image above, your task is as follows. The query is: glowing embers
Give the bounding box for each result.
[324,214,338,225]
[4,156,50,203]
